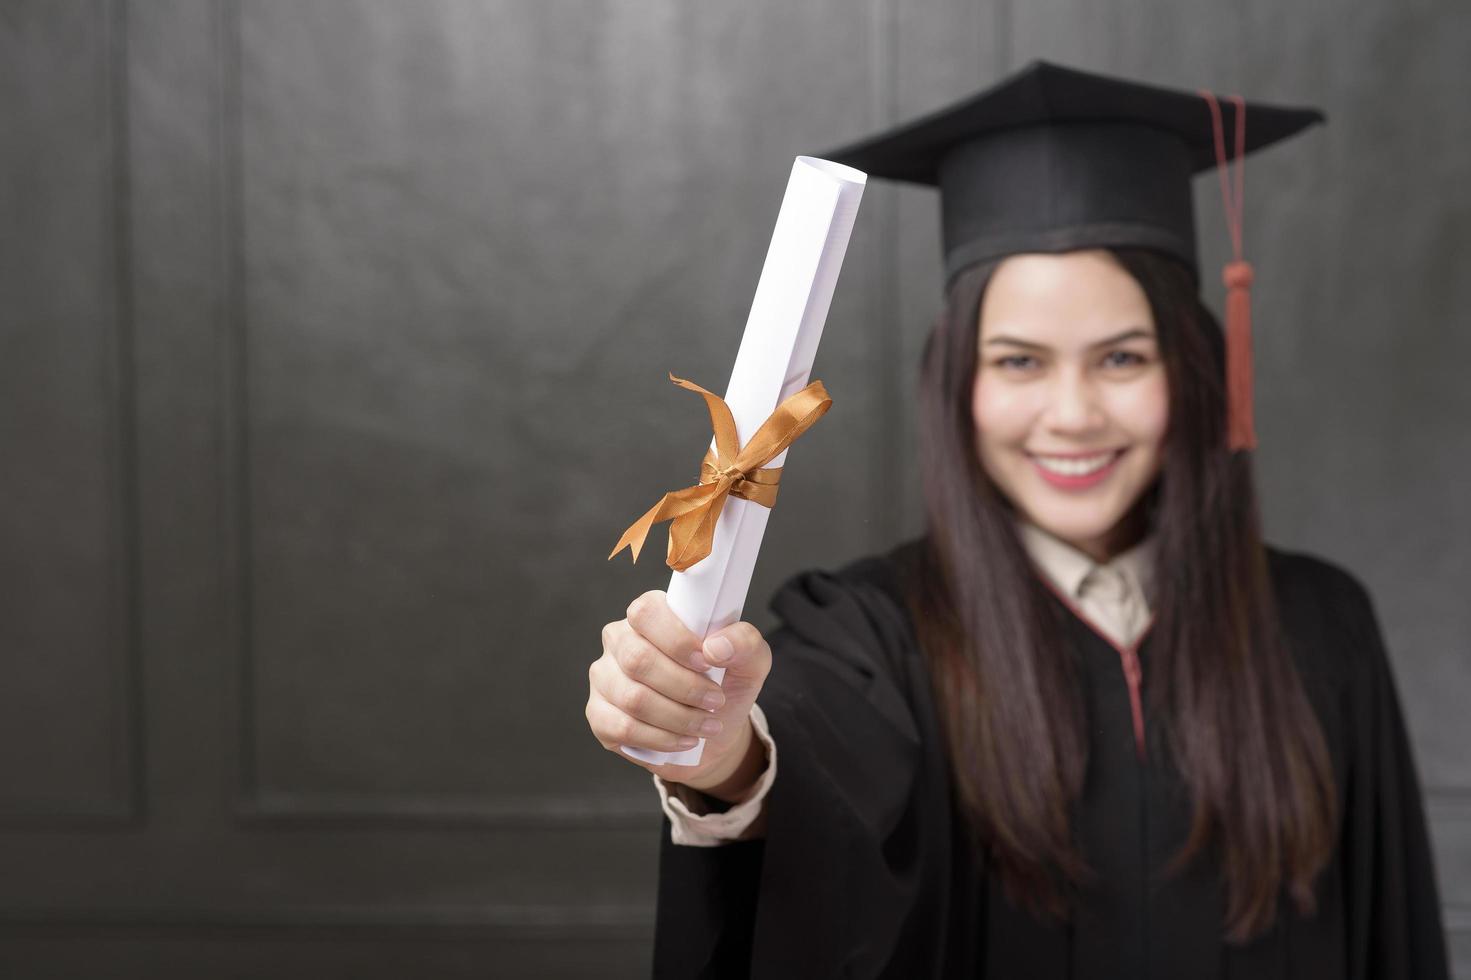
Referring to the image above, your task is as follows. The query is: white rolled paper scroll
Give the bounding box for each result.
[620,156,866,767]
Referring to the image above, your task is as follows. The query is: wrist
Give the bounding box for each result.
[692,717,767,803]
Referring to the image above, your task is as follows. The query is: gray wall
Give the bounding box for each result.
[0,0,1466,976]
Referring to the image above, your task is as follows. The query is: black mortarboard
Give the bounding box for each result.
[816,59,1325,451]
[817,59,1323,286]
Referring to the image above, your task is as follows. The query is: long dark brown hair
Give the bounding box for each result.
[908,246,1337,941]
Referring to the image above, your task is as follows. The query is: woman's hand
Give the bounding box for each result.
[587,590,772,799]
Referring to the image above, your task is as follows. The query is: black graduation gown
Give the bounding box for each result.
[651,538,1450,978]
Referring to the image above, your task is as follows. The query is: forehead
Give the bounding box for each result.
[978,250,1154,341]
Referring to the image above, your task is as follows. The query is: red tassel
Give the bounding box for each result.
[1200,89,1254,453]
[1224,260,1256,451]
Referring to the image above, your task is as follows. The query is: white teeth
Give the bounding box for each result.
[1032,451,1117,476]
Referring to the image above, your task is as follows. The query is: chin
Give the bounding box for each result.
[1013,483,1133,550]
[1025,510,1124,549]
[1018,478,1158,558]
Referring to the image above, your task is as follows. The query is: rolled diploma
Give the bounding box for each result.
[621,155,866,767]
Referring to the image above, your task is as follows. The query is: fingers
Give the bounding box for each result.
[585,687,703,755]
[624,590,706,670]
[590,648,726,732]
[701,621,772,686]
[588,593,771,769]
[602,622,725,713]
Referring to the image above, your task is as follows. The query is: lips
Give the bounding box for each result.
[1028,449,1124,489]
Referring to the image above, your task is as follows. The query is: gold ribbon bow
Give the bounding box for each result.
[609,373,832,572]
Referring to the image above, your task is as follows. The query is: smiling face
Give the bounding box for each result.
[972,249,1169,562]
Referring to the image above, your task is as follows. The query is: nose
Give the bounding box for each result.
[1044,367,1105,433]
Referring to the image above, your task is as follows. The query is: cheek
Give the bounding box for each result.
[1111,373,1170,447]
[971,377,1035,442]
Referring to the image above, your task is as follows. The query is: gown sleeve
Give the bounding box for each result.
[652,701,777,845]
[1334,567,1451,980]
[650,558,931,978]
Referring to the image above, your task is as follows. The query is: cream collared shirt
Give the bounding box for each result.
[1015,520,1157,648]
[652,522,1159,846]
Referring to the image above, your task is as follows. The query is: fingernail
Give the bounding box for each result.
[689,650,709,671]
[699,718,723,735]
[701,690,725,710]
[705,635,734,664]
[677,736,699,748]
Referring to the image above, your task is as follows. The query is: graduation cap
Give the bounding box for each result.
[816,60,1325,450]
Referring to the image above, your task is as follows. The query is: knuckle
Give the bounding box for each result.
[731,622,762,654]
[754,654,772,681]
[626,591,658,630]
[621,643,654,680]
[620,682,648,714]
[600,621,619,649]
[586,707,613,747]
[613,714,637,743]
[588,657,612,694]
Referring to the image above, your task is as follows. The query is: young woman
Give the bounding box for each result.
[585,62,1450,978]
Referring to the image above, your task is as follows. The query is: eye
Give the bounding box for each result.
[1102,350,1147,368]
[994,354,1040,371]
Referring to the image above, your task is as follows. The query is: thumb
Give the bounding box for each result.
[701,622,770,689]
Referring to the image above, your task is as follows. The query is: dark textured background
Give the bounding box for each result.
[0,0,1467,976]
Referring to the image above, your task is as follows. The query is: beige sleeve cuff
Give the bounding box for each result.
[653,701,776,847]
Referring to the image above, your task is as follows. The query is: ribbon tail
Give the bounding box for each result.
[608,498,664,564]
[665,485,732,572]
[668,373,742,465]
[608,484,719,564]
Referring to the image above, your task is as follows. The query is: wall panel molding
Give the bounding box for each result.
[213,0,669,830]
[0,903,651,933]
[0,0,144,827]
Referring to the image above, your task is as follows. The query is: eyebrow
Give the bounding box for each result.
[983,327,1156,351]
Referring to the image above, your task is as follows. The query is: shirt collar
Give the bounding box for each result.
[1015,518,1158,607]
